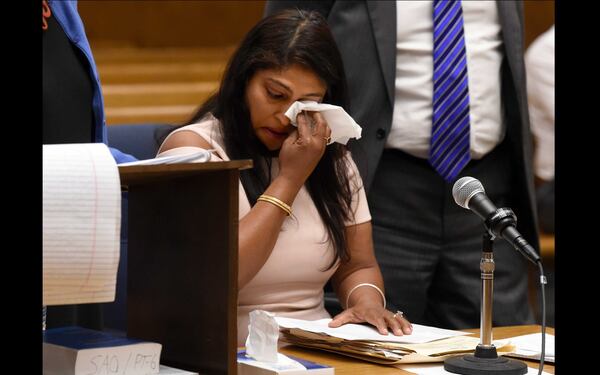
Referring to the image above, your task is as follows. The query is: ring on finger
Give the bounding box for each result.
[392,310,404,319]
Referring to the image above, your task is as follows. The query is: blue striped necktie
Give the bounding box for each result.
[430,0,471,182]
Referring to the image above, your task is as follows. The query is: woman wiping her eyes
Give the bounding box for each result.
[157,9,412,346]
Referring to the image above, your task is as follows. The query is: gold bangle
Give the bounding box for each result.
[258,195,292,216]
[257,194,292,216]
[345,283,386,309]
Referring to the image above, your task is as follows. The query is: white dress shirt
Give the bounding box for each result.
[526,26,555,180]
[386,1,505,160]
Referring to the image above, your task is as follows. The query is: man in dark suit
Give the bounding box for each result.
[265,1,538,330]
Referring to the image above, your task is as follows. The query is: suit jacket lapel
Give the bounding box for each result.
[366,0,396,108]
[496,0,529,138]
[496,1,524,82]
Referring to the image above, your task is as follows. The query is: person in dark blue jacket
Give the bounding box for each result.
[43,0,136,330]
[43,0,135,163]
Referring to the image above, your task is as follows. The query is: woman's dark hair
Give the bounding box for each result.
[184,9,354,269]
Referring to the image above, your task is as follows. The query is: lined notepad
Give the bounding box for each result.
[43,143,122,306]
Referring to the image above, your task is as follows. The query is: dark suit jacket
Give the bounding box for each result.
[264,0,539,250]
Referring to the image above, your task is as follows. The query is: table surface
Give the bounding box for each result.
[279,325,555,374]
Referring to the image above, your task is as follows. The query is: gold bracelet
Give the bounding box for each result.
[345,283,386,309]
[257,194,292,216]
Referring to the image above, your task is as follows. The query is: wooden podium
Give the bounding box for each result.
[119,160,251,374]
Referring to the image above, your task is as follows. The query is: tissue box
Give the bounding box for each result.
[237,350,334,375]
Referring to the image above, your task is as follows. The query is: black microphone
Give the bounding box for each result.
[452,177,541,264]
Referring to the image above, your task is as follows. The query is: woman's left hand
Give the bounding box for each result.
[328,302,413,336]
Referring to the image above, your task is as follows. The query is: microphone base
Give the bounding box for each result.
[444,354,527,375]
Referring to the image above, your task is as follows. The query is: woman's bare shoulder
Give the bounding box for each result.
[158,126,213,154]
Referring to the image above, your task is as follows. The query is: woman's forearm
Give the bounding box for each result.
[333,265,385,309]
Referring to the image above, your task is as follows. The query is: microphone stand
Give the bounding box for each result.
[444,233,527,375]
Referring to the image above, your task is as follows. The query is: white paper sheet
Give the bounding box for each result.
[506,333,555,363]
[275,317,469,344]
[43,143,121,305]
[118,149,212,166]
[158,364,199,374]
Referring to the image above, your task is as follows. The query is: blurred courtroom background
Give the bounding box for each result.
[79,0,554,126]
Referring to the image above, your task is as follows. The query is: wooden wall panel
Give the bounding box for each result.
[524,0,555,49]
[78,0,265,48]
[80,1,554,49]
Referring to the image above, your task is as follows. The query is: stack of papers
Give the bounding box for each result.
[274,318,515,365]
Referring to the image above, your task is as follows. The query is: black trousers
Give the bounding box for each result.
[368,141,534,329]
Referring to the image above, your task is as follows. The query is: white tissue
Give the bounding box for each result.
[245,310,280,363]
[284,101,362,145]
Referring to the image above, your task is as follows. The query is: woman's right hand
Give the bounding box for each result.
[278,111,331,187]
